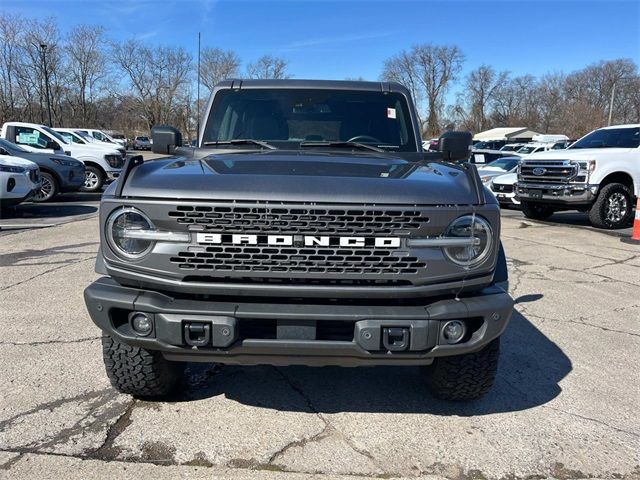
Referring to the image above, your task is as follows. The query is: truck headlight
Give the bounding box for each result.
[104,154,124,168]
[106,207,155,259]
[442,215,493,267]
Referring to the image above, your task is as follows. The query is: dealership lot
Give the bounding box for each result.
[0,197,638,479]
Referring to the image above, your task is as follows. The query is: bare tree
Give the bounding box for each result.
[382,44,464,137]
[65,25,108,125]
[461,65,509,132]
[0,13,21,121]
[381,51,424,130]
[246,55,290,79]
[200,47,240,91]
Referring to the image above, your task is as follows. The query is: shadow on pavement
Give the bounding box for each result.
[177,310,572,415]
[0,201,98,221]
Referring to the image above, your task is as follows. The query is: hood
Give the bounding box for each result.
[492,172,517,184]
[526,147,635,160]
[0,154,38,169]
[120,150,480,205]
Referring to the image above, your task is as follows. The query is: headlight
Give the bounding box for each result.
[442,215,493,267]
[480,175,492,184]
[106,207,155,260]
[50,157,79,167]
[104,154,124,168]
[0,165,27,173]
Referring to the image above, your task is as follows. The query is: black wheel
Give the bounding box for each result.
[423,338,500,401]
[32,171,58,202]
[81,165,104,192]
[521,200,554,220]
[588,183,634,229]
[102,336,183,398]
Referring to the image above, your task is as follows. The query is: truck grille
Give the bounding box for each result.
[491,183,513,193]
[519,160,579,184]
[170,245,427,277]
[169,205,430,235]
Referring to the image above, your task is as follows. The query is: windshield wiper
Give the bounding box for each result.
[203,139,276,150]
[299,141,384,153]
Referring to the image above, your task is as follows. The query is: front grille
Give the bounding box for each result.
[519,160,579,184]
[171,245,427,276]
[491,183,513,193]
[169,205,430,235]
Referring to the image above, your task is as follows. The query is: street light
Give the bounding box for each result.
[608,76,634,126]
[39,43,53,127]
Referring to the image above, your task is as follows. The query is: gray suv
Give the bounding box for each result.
[85,80,513,401]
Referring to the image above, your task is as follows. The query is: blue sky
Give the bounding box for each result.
[5,0,639,85]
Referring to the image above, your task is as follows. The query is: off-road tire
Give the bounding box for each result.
[32,171,58,202]
[588,183,634,229]
[102,336,183,398]
[521,200,554,220]
[81,165,104,192]
[423,338,500,401]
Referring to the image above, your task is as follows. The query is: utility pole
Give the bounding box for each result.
[607,81,616,127]
[40,44,53,127]
[196,32,201,147]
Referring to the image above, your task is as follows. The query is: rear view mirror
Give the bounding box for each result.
[46,140,60,150]
[151,125,182,155]
[439,131,472,162]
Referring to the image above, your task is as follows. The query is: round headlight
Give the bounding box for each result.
[106,207,155,259]
[443,215,493,267]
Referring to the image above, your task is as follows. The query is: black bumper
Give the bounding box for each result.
[84,277,514,367]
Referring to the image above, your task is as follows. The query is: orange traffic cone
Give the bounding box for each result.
[621,197,640,245]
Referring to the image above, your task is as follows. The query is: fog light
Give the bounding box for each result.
[130,313,153,336]
[442,320,466,344]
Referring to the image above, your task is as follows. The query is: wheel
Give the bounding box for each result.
[588,183,634,229]
[32,172,58,202]
[521,200,554,220]
[81,166,104,192]
[102,336,183,398]
[423,338,500,401]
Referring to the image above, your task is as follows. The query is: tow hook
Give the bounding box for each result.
[184,322,211,347]
[382,327,410,352]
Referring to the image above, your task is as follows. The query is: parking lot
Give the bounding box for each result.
[0,176,638,479]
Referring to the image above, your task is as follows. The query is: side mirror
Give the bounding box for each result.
[46,140,60,150]
[0,147,8,155]
[438,131,472,162]
[151,125,182,155]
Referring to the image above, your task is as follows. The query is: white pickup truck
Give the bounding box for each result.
[0,122,125,192]
[516,124,639,229]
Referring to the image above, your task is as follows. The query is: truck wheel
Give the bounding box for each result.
[102,336,183,398]
[423,338,500,401]
[588,183,633,229]
[81,166,104,192]
[521,200,554,220]
[32,172,58,202]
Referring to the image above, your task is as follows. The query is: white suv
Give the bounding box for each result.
[1,122,124,192]
[0,154,42,210]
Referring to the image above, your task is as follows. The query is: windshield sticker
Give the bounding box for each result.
[18,132,39,145]
[387,108,397,119]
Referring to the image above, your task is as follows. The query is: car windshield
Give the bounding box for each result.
[138,136,149,141]
[570,127,640,149]
[500,144,520,151]
[202,88,417,152]
[76,131,97,142]
[0,138,27,152]
[516,145,541,154]
[42,126,71,145]
[484,158,519,170]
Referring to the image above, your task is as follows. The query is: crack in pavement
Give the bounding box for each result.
[88,397,137,461]
[0,336,101,347]
[0,256,95,291]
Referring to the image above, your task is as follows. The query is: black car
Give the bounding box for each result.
[0,138,85,202]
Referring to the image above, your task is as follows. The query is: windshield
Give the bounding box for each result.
[42,126,70,145]
[203,88,417,152]
[484,158,519,170]
[570,127,640,149]
[0,138,27,153]
[516,145,543,154]
[500,144,520,151]
[137,136,149,141]
[76,131,97,142]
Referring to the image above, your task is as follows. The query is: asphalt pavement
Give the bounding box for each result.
[0,181,638,479]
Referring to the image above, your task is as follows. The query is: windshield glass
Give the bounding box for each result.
[484,158,519,170]
[0,138,27,152]
[500,144,520,151]
[516,145,542,154]
[203,88,417,152]
[570,127,640,149]
[42,126,70,145]
[76,131,97,142]
[137,136,149,141]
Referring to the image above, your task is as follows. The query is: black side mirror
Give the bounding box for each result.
[0,147,8,155]
[151,125,182,155]
[439,131,472,162]
[46,140,60,150]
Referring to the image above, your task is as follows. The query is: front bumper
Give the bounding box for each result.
[84,277,514,366]
[516,182,598,205]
